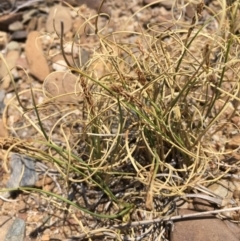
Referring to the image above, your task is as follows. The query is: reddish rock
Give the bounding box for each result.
[25,31,50,82]
[0,120,8,137]
[172,209,239,241]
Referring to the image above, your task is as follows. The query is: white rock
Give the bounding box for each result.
[64,42,79,55]
[7,41,20,51]
[9,21,24,31]
[52,60,68,71]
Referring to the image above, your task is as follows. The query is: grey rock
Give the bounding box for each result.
[11,30,27,40]
[0,90,5,114]
[4,218,25,241]
[80,49,89,66]
[0,0,13,13]
[6,153,38,189]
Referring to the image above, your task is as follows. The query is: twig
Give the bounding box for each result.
[11,0,44,14]
[0,195,17,202]
[114,206,240,229]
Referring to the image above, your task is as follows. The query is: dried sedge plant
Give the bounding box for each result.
[1,0,240,240]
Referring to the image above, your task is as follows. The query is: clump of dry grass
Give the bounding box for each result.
[1,0,240,240]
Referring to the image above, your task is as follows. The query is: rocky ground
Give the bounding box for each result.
[1,0,240,240]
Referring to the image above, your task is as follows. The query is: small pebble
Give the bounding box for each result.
[6,154,38,190]
[11,31,27,40]
[52,60,68,71]
[41,234,50,241]
[7,41,20,51]
[9,21,24,31]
